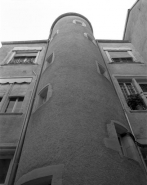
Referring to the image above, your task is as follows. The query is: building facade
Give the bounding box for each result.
[0,1,147,185]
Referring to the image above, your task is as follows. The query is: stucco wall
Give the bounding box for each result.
[15,16,147,185]
[0,42,46,146]
[99,42,147,144]
[124,0,147,63]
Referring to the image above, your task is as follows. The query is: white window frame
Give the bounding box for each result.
[103,47,139,63]
[3,47,42,65]
[0,78,32,114]
[114,76,147,112]
[73,19,86,27]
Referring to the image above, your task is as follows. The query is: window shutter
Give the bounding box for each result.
[10,83,29,96]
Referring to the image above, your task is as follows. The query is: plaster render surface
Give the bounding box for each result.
[0,43,46,146]
[124,0,147,63]
[15,16,147,185]
[99,42,147,143]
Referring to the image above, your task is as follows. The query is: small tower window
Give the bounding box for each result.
[38,84,52,108]
[38,87,48,106]
[73,20,86,27]
[84,33,97,46]
[50,30,59,42]
[95,61,108,79]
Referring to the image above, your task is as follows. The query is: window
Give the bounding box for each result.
[95,61,108,79]
[15,164,63,185]
[5,97,24,113]
[139,145,147,166]
[104,48,140,63]
[43,53,54,71]
[0,158,11,184]
[9,51,37,64]
[50,30,59,42]
[104,120,142,165]
[4,47,42,65]
[38,84,52,108]
[84,33,97,46]
[0,78,32,113]
[73,19,86,27]
[117,78,147,110]
[0,145,15,184]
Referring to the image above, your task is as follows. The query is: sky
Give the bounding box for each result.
[0,0,137,42]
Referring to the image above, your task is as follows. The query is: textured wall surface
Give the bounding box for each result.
[15,15,147,185]
[124,0,147,63]
[0,42,46,146]
[99,42,147,144]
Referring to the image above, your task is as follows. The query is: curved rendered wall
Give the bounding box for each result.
[15,14,146,185]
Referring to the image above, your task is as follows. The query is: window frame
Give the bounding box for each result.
[103,47,141,64]
[114,75,147,112]
[3,47,42,65]
[37,83,52,109]
[0,77,32,114]
[4,96,24,113]
[43,52,55,72]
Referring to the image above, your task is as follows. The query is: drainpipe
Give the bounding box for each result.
[96,41,147,175]
[6,30,53,185]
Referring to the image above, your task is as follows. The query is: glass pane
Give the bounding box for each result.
[9,56,35,64]
[14,97,24,113]
[139,84,147,92]
[5,97,16,113]
[0,159,11,183]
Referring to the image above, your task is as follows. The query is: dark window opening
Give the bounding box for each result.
[140,146,147,166]
[0,158,11,183]
[9,56,36,64]
[38,87,48,107]
[0,97,3,102]
[112,57,134,63]
[5,96,24,113]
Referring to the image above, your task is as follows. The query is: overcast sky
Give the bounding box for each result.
[0,0,136,42]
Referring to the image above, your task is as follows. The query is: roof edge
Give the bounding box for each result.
[50,12,93,33]
[1,40,48,45]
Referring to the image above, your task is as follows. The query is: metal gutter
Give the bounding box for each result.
[6,32,53,185]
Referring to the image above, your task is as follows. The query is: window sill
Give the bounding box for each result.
[0,113,23,115]
[1,63,38,66]
[109,62,144,64]
[129,110,147,113]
